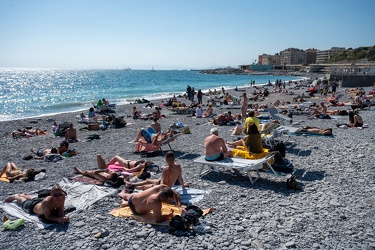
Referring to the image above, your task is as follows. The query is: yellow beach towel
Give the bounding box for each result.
[232,146,269,160]
[0,173,10,183]
[109,204,214,225]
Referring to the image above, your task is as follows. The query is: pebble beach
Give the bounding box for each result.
[1,81,374,250]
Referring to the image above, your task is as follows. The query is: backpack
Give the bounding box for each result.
[269,141,286,158]
[183,205,203,225]
[169,215,190,231]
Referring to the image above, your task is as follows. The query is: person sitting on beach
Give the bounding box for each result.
[150,117,161,133]
[244,110,261,133]
[1,162,46,183]
[337,109,364,128]
[204,128,232,161]
[88,107,96,120]
[153,107,162,119]
[227,123,264,154]
[195,104,203,118]
[31,147,58,160]
[57,140,77,156]
[122,151,189,191]
[309,102,327,118]
[102,98,109,106]
[4,184,69,224]
[132,106,142,119]
[295,126,333,136]
[210,111,233,126]
[203,105,214,117]
[65,123,78,143]
[118,184,184,223]
[134,128,174,146]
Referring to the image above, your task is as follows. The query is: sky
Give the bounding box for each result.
[0,0,374,70]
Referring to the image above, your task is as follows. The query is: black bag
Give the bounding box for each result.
[319,114,331,119]
[269,141,286,158]
[287,175,299,190]
[272,158,294,173]
[268,151,284,164]
[183,205,203,223]
[169,215,190,231]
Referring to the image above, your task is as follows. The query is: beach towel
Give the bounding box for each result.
[172,187,209,204]
[0,178,117,229]
[232,147,269,160]
[0,173,10,182]
[109,204,214,226]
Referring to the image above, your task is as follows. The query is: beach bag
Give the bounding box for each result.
[319,114,331,119]
[338,110,348,116]
[169,215,190,231]
[287,175,299,190]
[269,141,286,158]
[88,123,100,131]
[183,205,203,225]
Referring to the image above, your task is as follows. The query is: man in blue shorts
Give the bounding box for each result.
[204,128,232,161]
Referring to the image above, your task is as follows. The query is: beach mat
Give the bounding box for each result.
[0,173,10,182]
[0,178,117,229]
[109,204,214,225]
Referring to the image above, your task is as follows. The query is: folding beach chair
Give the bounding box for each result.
[268,107,293,125]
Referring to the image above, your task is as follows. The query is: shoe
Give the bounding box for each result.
[198,218,213,227]
[192,222,212,233]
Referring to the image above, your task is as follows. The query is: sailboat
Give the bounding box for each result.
[151,66,155,72]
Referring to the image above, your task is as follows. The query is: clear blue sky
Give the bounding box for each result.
[1,0,374,70]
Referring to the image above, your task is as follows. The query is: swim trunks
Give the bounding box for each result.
[141,127,156,143]
[205,153,225,161]
[36,149,44,157]
[128,195,140,215]
[21,197,44,214]
[354,122,363,127]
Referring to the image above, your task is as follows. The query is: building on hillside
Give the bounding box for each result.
[316,47,346,63]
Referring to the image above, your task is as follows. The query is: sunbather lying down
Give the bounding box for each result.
[295,126,333,136]
[1,162,46,183]
[73,154,156,187]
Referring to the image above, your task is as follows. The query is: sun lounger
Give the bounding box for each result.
[268,107,293,125]
[193,155,292,185]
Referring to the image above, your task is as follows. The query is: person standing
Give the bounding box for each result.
[197,89,203,105]
[186,85,192,100]
[241,92,248,123]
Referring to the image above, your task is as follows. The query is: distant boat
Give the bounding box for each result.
[151,66,155,72]
[123,67,131,71]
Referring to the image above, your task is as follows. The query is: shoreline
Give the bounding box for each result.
[0,74,323,122]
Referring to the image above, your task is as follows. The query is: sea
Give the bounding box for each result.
[0,68,306,122]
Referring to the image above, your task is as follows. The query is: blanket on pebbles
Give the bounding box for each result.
[0,178,117,229]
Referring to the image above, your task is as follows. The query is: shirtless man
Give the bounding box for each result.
[31,147,58,160]
[65,123,78,142]
[150,117,161,133]
[119,184,184,223]
[134,128,173,146]
[122,151,189,191]
[204,128,232,161]
[4,184,69,224]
